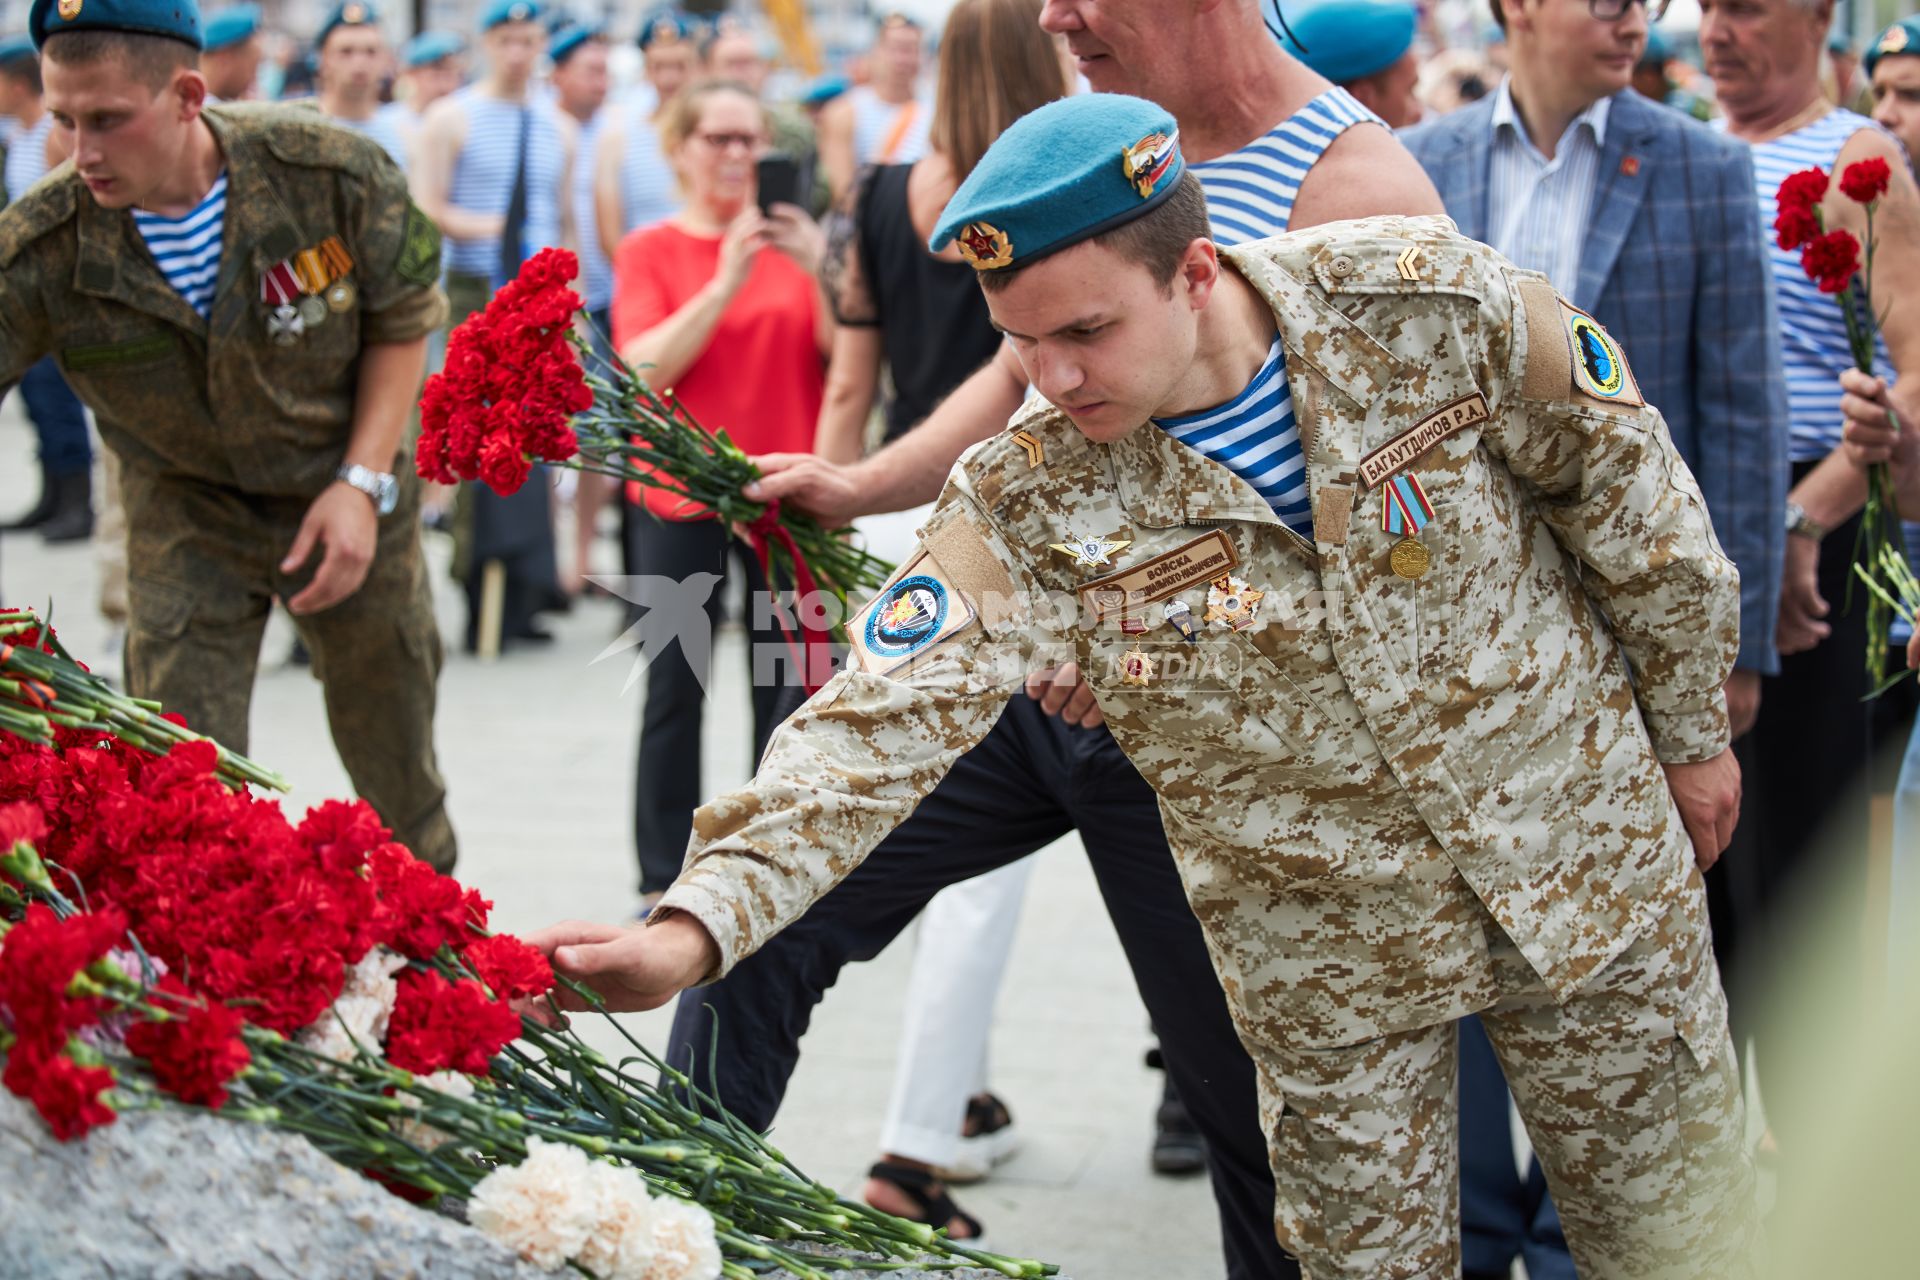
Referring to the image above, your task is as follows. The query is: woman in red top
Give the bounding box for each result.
[611,78,831,903]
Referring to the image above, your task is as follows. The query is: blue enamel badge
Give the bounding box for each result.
[864,575,950,662]
[1567,311,1626,400]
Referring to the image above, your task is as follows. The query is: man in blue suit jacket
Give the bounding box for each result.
[1401,2,1788,1277]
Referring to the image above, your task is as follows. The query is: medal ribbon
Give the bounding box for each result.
[1381,473,1435,536]
[317,236,354,278]
[292,248,331,295]
[260,261,303,307]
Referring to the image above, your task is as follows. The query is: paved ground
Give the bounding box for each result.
[0,411,1226,1279]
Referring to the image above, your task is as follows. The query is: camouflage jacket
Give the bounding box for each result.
[0,104,447,499]
[659,217,1739,1046]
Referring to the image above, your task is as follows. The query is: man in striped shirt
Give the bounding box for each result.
[0,0,459,875]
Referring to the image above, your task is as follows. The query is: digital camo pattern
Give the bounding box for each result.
[657,217,1752,1268]
[0,103,447,500]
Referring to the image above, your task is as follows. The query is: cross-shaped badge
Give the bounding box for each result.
[268,304,305,346]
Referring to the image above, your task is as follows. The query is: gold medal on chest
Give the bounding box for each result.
[325,280,357,312]
[1389,537,1431,579]
[1203,575,1263,631]
[1120,648,1155,687]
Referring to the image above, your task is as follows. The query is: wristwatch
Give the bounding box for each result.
[337,463,399,516]
[1784,500,1826,542]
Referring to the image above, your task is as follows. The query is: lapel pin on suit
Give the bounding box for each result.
[1621,155,1641,177]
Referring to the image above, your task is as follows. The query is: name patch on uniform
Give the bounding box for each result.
[850,553,979,676]
[1357,393,1490,489]
[1078,530,1239,623]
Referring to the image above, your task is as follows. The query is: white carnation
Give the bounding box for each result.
[469,1137,601,1271]
[395,1071,475,1153]
[297,947,407,1062]
[575,1162,660,1280]
[644,1196,722,1280]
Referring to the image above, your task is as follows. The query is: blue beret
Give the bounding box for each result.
[800,74,847,107]
[481,0,540,32]
[1867,18,1920,74]
[0,32,36,62]
[549,22,599,63]
[931,94,1186,273]
[636,7,700,49]
[29,0,203,51]
[201,2,255,50]
[316,0,378,47]
[1277,0,1417,84]
[401,29,461,66]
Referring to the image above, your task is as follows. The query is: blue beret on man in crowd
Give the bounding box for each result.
[30,0,204,50]
[316,0,378,47]
[1277,0,1418,85]
[931,93,1187,273]
[1867,17,1920,75]
[402,29,461,67]
[201,2,258,52]
[0,31,37,64]
[481,0,542,32]
[549,22,599,64]
[636,6,701,50]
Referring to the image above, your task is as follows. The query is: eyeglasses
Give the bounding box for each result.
[694,131,760,152]
[1588,0,1671,21]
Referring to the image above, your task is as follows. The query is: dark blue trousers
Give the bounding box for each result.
[1459,1014,1575,1280]
[665,696,1297,1280]
[18,356,91,477]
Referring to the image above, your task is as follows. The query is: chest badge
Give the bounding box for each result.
[1049,531,1132,570]
[1204,575,1263,631]
[1120,648,1156,688]
[1163,599,1198,642]
[267,305,306,346]
[1382,473,1434,580]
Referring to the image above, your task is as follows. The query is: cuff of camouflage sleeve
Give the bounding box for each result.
[1644,699,1732,765]
[651,876,747,984]
[362,288,450,346]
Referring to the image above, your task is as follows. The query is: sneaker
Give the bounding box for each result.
[935,1092,1020,1184]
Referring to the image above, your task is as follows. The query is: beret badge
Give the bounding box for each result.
[1883,25,1910,54]
[1122,129,1179,200]
[957,222,1014,271]
[57,0,81,20]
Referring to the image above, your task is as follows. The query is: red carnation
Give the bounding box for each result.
[1777,167,1830,215]
[1839,157,1892,206]
[126,982,251,1109]
[0,904,128,1044]
[298,800,391,874]
[1801,228,1862,295]
[1774,205,1820,253]
[463,933,554,1000]
[0,800,47,851]
[367,844,491,960]
[385,969,521,1075]
[3,1041,116,1140]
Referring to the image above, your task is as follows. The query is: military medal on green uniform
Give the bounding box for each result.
[261,261,308,345]
[1048,531,1132,570]
[1120,647,1155,687]
[1381,473,1435,579]
[263,236,356,342]
[1204,575,1262,631]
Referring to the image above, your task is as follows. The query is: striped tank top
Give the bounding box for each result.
[608,102,683,282]
[131,172,229,320]
[329,110,410,171]
[3,113,53,203]
[573,105,613,312]
[445,87,567,279]
[850,85,930,167]
[1157,87,1385,535]
[1746,108,1896,462]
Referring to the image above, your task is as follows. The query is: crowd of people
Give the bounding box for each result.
[3,0,1919,1274]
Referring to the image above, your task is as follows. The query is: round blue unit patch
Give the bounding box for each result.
[865,574,950,662]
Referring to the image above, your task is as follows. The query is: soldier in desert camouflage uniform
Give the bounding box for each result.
[535,95,1759,1277]
[0,0,456,870]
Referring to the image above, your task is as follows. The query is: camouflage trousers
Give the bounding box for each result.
[1252,884,1758,1279]
[118,460,458,872]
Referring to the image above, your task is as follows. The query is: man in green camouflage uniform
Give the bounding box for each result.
[0,0,456,870]
[535,96,1759,1276]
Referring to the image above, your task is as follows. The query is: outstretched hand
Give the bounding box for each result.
[525,913,721,1014]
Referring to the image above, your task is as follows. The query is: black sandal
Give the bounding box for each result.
[865,1161,985,1240]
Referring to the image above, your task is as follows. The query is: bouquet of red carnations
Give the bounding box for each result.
[1775,158,1920,691]
[416,250,891,691]
[0,611,1052,1280]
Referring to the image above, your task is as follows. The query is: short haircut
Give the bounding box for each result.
[42,29,197,90]
[0,50,40,95]
[977,169,1214,296]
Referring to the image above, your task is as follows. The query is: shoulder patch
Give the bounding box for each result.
[848,551,979,677]
[1516,278,1643,409]
[397,202,443,286]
